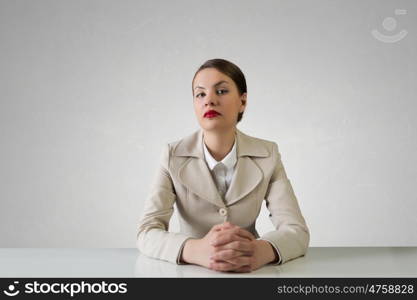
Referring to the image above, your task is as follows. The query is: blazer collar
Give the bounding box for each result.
[173,128,269,159]
[175,128,269,207]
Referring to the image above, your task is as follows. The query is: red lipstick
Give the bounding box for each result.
[204,110,221,118]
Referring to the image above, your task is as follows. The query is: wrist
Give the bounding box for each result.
[255,239,278,265]
[181,238,200,264]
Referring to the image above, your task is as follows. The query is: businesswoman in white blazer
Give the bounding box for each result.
[137,58,310,273]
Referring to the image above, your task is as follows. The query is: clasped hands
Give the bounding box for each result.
[181,222,277,273]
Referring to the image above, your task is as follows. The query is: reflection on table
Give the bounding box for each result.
[0,248,416,277]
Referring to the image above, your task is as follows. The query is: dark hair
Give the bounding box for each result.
[192,58,247,123]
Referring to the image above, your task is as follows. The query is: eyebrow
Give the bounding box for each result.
[194,80,229,90]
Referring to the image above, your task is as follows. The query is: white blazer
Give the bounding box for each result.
[136,128,310,265]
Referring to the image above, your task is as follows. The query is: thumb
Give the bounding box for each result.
[220,221,238,230]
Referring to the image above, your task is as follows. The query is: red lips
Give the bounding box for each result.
[204,110,221,118]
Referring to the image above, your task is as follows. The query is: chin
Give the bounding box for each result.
[199,123,218,131]
[199,120,232,132]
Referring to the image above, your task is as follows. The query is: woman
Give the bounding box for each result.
[136,58,310,273]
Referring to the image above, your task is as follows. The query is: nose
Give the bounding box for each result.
[202,91,219,107]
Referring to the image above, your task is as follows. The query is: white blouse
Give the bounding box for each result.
[202,137,237,200]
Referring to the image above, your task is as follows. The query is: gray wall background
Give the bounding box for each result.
[0,0,416,247]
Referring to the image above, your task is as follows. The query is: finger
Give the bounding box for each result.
[231,227,256,240]
[215,224,256,242]
[211,232,248,247]
[211,222,230,232]
[209,260,247,272]
[211,249,243,261]
[209,260,235,272]
[231,265,252,273]
[213,242,255,256]
[222,255,252,267]
[217,227,255,241]
[210,256,251,271]
[211,228,254,246]
[220,223,238,231]
[214,222,237,232]
[211,221,240,232]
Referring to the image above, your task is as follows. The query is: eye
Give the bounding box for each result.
[217,89,228,95]
[195,92,205,98]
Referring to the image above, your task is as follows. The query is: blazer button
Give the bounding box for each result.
[219,208,228,216]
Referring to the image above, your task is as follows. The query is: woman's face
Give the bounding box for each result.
[192,68,246,132]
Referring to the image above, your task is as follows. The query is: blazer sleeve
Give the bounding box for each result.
[258,142,310,265]
[136,143,193,264]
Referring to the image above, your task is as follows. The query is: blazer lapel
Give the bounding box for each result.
[176,129,224,207]
[224,156,263,206]
[225,129,269,206]
[175,128,269,207]
[178,157,225,207]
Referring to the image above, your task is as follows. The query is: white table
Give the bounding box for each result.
[0,248,416,277]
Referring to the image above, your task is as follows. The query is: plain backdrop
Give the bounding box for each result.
[0,0,416,247]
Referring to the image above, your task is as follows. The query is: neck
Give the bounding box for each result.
[203,127,236,162]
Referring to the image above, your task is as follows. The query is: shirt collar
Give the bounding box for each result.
[202,136,237,171]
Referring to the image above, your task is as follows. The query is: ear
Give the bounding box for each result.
[240,93,247,112]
